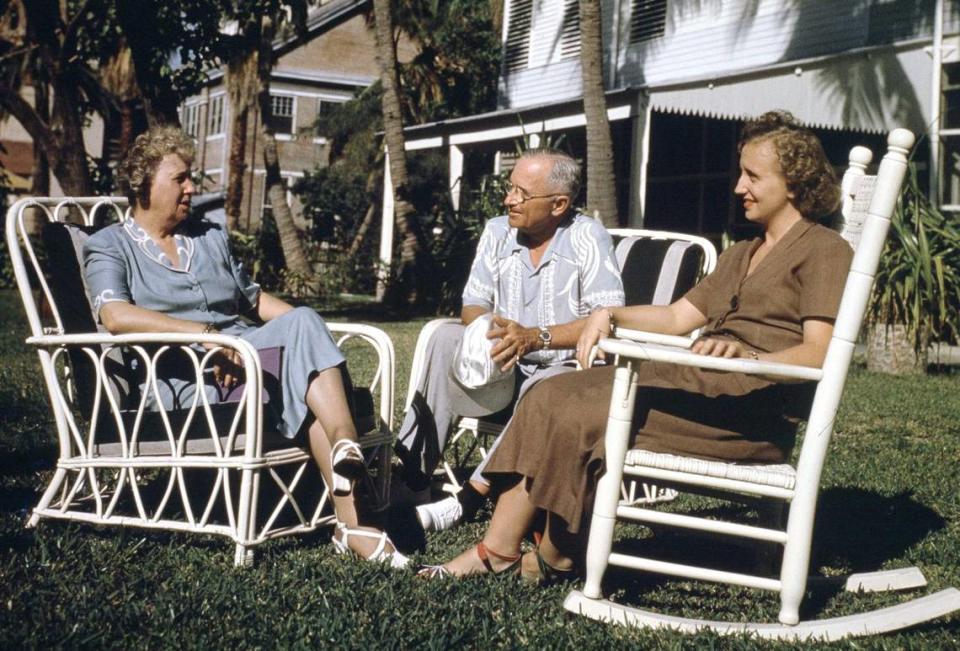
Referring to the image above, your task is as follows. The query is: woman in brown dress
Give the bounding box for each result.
[421,111,855,580]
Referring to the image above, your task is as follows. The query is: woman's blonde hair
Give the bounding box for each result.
[739,111,840,218]
[117,126,196,209]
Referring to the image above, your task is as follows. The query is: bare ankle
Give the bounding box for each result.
[467,480,489,496]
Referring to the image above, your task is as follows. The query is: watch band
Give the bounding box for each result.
[538,326,552,350]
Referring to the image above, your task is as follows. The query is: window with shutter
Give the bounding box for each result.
[559,0,580,60]
[181,104,201,138]
[267,95,295,136]
[629,0,667,45]
[503,0,533,72]
[207,95,225,137]
[941,62,960,210]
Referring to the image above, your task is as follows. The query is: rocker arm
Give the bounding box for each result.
[598,338,823,382]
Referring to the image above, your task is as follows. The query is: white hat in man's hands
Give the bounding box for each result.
[447,313,516,417]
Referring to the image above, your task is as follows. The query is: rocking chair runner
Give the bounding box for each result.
[565,130,960,640]
[7,196,397,566]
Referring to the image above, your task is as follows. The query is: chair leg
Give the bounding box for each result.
[234,543,254,567]
[778,490,818,625]
[27,467,69,527]
[583,515,616,598]
[235,466,256,565]
[583,362,639,599]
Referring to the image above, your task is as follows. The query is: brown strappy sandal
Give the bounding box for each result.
[522,532,578,586]
[418,541,521,578]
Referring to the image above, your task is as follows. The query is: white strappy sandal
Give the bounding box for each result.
[331,522,409,569]
[330,439,366,496]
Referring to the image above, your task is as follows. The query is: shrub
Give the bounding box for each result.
[868,164,960,354]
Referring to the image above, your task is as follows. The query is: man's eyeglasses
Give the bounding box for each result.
[505,184,565,204]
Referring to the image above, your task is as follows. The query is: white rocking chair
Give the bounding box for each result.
[6,196,396,566]
[565,129,960,640]
[403,228,716,502]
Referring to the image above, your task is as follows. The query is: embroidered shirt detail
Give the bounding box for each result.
[123,219,194,272]
[462,213,624,365]
[92,289,126,312]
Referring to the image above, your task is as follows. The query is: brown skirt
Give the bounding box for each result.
[482,366,811,534]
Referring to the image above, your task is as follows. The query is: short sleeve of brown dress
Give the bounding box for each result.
[482,220,854,533]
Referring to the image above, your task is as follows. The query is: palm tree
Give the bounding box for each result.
[254,11,312,281]
[579,0,618,227]
[100,44,141,156]
[372,0,431,304]
[223,18,260,232]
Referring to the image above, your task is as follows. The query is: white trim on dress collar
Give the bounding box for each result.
[123,219,194,272]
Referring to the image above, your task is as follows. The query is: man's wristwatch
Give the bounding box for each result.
[538,326,552,350]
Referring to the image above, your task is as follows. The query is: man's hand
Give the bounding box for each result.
[488,315,539,372]
[691,337,748,359]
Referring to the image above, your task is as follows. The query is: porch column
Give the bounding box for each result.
[449,144,464,211]
[628,95,652,228]
[378,148,395,301]
[929,0,944,204]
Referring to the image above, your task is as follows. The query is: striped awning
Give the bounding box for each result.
[649,43,932,134]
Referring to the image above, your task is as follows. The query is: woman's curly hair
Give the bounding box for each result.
[739,111,840,218]
[117,126,196,209]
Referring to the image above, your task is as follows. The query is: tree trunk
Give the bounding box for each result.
[347,202,377,258]
[866,324,926,375]
[224,26,259,234]
[372,0,432,305]
[118,100,136,156]
[116,0,181,126]
[225,105,248,231]
[0,0,94,198]
[489,0,504,35]
[50,78,95,196]
[579,0,618,227]
[255,14,311,282]
[31,80,50,197]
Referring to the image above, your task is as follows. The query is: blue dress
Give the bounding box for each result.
[82,216,345,438]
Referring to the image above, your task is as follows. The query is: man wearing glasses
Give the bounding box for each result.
[397,148,624,533]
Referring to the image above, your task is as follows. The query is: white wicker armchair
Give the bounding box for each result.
[6,196,396,566]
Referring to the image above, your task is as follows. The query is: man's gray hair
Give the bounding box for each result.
[520,148,582,200]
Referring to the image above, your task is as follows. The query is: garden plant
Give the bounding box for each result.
[866,165,960,374]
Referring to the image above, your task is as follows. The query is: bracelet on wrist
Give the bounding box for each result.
[201,322,217,334]
[747,350,759,360]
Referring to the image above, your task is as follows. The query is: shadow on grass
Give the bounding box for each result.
[598,486,944,619]
[811,486,945,572]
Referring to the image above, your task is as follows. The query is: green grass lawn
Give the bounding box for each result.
[1,290,958,649]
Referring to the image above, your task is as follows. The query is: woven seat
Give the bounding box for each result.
[624,450,797,491]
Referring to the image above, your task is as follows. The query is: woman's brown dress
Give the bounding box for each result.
[481,220,854,533]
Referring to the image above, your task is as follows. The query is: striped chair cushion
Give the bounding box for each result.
[616,237,704,306]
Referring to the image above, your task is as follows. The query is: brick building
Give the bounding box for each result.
[183,0,415,231]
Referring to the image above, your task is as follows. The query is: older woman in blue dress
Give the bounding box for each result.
[82,126,405,567]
